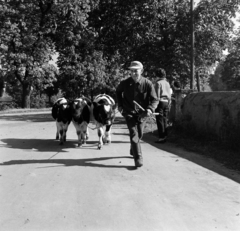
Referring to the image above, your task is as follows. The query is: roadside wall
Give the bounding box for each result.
[180,91,240,146]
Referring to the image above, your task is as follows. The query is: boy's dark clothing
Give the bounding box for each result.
[156,101,169,138]
[154,78,172,141]
[116,76,158,165]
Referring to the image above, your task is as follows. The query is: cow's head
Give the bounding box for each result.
[55,97,68,109]
[93,102,115,125]
[72,97,88,112]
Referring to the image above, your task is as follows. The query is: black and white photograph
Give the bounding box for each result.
[0,0,240,230]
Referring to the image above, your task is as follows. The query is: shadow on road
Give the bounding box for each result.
[143,132,240,184]
[0,113,53,123]
[112,132,129,136]
[0,138,129,153]
[0,156,136,171]
[1,138,76,152]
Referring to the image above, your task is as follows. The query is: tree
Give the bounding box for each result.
[1,0,239,104]
[209,61,227,91]
[220,53,240,90]
[51,0,96,98]
[194,0,239,66]
[88,0,239,89]
[0,0,58,108]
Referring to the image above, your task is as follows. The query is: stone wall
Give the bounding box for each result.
[180,91,240,146]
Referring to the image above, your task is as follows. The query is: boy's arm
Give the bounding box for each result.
[147,82,159,113]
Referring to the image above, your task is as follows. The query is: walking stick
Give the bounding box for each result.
[133,101,159,116]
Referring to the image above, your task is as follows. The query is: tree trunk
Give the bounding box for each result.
[21,82,32,108]
[196,72,200,92]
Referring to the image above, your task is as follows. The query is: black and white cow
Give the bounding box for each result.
[70,97,91,147]
[91,94,116,149]
[52,97,72,145]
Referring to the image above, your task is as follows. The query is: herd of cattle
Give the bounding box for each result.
[51,94,116,149]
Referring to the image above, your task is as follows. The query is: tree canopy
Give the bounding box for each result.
[1,0,239,108]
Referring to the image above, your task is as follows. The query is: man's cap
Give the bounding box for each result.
[128,61,143,70]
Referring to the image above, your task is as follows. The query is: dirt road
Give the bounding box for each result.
[0,112,240,231]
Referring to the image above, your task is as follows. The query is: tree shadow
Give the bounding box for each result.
[0,113,53,123]
[112,132,129,136]
[0,156,136,170]
[113,116,126,125]
[142,132,240,184]
[0,138,130,153]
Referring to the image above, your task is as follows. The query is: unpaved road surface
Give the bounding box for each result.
[0,112,240,231]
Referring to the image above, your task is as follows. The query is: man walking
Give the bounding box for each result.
[116,61,158,168]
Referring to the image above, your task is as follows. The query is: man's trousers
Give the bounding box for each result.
[125,115,146,158]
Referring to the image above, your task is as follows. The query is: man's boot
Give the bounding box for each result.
[134,153,143,168]
[131,143,143,167]
[130,145,134,156]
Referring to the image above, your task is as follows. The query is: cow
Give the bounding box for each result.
[91,94,116,149]
[52,97,72,145]
[70,96,91,147]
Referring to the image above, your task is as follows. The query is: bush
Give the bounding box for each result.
[0,102,19,111]
[30,94,47,108]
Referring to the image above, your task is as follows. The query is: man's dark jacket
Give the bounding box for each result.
[116,76,158,115]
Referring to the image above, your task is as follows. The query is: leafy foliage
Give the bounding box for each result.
[1,0,240,108]
[0,0,59,108]
[221,53,240,90]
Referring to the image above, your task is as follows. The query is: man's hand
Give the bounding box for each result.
[146,109,152,117]
[138,109,152,122]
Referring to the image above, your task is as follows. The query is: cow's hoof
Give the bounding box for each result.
[78,143,82,147]
[97,145,102,150]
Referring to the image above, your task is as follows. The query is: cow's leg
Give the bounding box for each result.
[57,122,64,145]
[56,131,59,140]
[104,124,112,144]
[97,127,104,149]
[64,129,67,142]
[62,123,69,144]
[59,129,64,145]
[79,132,85,145]
[82,122,88,144]
[76,130,82,147]
[73,123,81,147]
[85,125,89,141]
[56,121,60,140]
